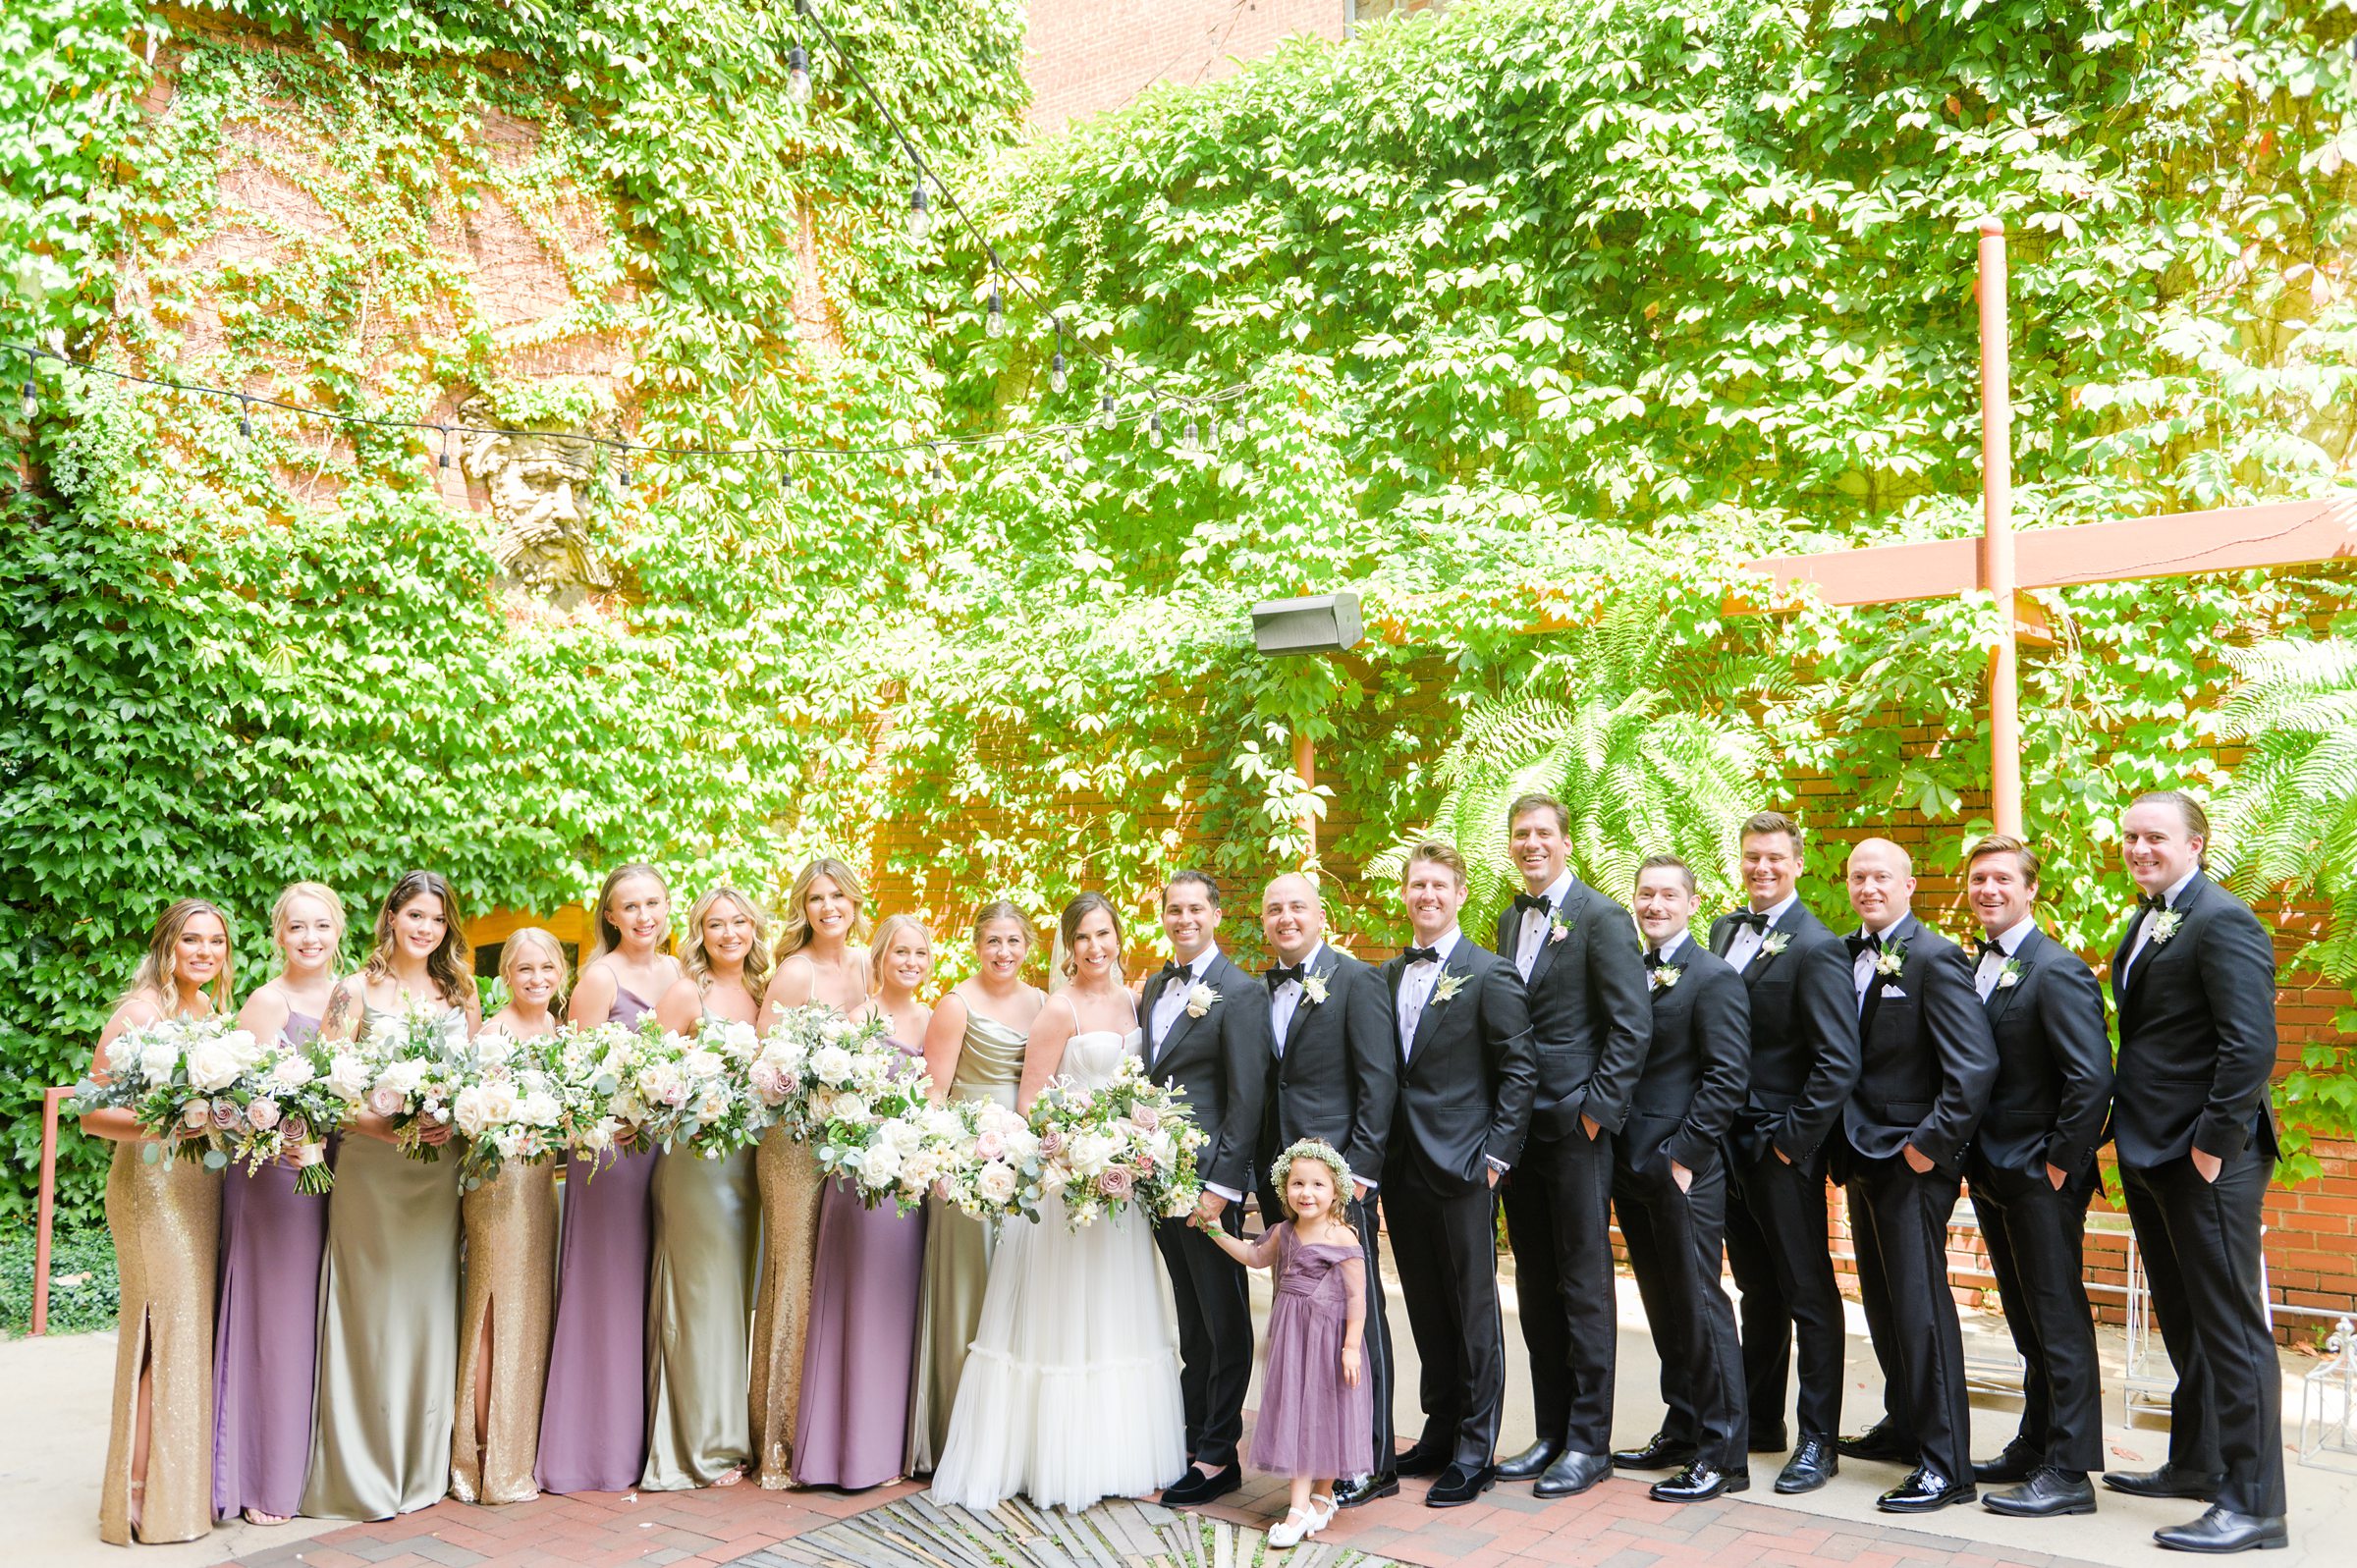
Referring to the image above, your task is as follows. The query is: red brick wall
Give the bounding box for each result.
[1023,0,1352,133]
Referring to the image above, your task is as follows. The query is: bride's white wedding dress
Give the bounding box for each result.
[928,1027,1187,1512]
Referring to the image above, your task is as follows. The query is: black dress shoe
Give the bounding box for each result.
[1613,1433,1700,1471]
[1973,1440,2043,1486]
[1160,1465,1240,1506]
[1426,1463,1497,1507]
[1984,1467,2097,1518]
[1649,1461,1748,1502]
[1747,1427,1789,1454]
[1333,1472,1398,1509]
[1837,1421,1918,1465]
[2154,1506,2289,1554]
[1494,1438,1561,1482]
[1877,1465,1976,1513]
[2105,1465,2225,1502]
[1774,1437,1837,1494]
[1533,1449,1613,1499]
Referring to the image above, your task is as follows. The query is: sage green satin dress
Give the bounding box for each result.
[638,1141,758,1489]
[301,1000,463,1520]
[904,1010,1027,1474]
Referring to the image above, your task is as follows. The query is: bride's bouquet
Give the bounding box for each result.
[933,1096,1046,1222]
[1024,1054,1205,1231]
[353,998,471,1161]
[624,1014,765,1158]
[449,1031,571,1190]
[71,1015,269,1169]
[223,1034,362,1193]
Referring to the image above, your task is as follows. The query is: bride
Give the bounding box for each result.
[929,892,1187,1511]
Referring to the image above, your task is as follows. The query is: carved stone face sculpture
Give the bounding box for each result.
[458,399,616,599]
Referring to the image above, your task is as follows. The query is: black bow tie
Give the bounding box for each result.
[1846,931,1883,958]
[1265,962,1306,991]
[1402,945,1442,966]
[1731,909,1772,933]
[1643,949,1668,970]
[1974,938,2002,962]
[1155,961,1188,990]
[1511,892,1554,915]
[2138,892,2168,914]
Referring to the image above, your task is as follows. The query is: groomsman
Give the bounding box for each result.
[1958,835,2113,1519]
[1834,838,1999,1514]
[1257,872,1401,1507]
[1490,793,1651,1499]
[2104,792,2288,1553]
[1382,839,1539,1506]
[1709,811,1860,1495]
[1140,872,1272,1507]
[1612,855,1752,1502]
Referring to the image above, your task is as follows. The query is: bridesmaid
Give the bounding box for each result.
[82,899,235,1545]
[749,857,869,1487]
[642,887,770,1488]
[451,929,565,1503]
[905,901,1045,1475]
[536,864,680,1494]
[794,915,935,1489]
[301,871,480,1520]
[214,883,343,1527]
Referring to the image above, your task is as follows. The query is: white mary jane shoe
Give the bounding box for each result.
[1267,1508,1315,1549]
[1307,1493,1340,1534]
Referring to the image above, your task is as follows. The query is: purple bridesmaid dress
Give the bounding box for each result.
[534,985,660,1493]
[792,1036,928,1489]
[211,1011,329,1522]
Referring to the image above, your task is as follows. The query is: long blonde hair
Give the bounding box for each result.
[270,881,347,976]
[868,914,934,995]
[586,863,673,966]
[118,898,236,1016]
[777,856,870,959]
[361,870,476,1006]
[683,886,774,1000]
[499,927,571,1015]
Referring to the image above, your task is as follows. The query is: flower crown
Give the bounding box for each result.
[1268,1136,1353,1216]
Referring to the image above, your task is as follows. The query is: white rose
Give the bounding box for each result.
[974,1160,1017,1204]
[473,1034,517,1068]
[185,1040,246,1094]
[820,1017,850,1042]
[882,1116,923,1156]
[681,1049,724,1081]
[324,1051,371,1102]
[695,1085,732,1123]
[834,1093,870,1126]
[857,1141,904,1188]
[266,1054,316,1090]
[364,1014,404,1050]
[810,1045,854,1084]
[382,1058,428,1095]
[218,1029,263,1068]
[518,1090,561,1126]
[720,1020,758,1055]
[138,1038,180,1086]
[1066,1130,1121,1178]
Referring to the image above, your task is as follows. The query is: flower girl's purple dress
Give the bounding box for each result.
[1247,1224,1371,1480]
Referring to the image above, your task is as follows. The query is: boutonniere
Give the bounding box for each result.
[2150,909,2183,946]
[1430,973,1467,1005]
[1302,974,1329,1005]
[1760,932,1790,956]
[1649,964,1682,991]
[1874,942,1907,976]
[1997,957,2024,989]
[1184,982,1221,1018]
[1549,917,1570,945]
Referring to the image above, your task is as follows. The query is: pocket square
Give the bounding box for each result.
[1879,986,1907,1000]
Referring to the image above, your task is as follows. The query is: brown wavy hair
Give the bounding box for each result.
[116,898,236,1017]
[778,856,871,959]
[683,886,775,1001]
[362,870,476,1006]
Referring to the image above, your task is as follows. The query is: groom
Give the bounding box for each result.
[1143,871,1272,1507]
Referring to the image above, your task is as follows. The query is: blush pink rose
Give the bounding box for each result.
[247,1098,281,1132]
[366,1085,405,1118]
[1038,1128,1066,1158]
[975,1130,1007,1161]
[1097,1166,1135,1199]
[282,1115,311,1146]
[1128,1104,1161,1132]
[212,1099,241,1130]
[181,1101,212,1131]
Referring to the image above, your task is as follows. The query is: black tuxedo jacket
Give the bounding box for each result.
[1491,877,1651,1140]
[1626,941,1751,1172]
[1841,913,1999,1174]
[2109,872,2280,1167]
[1708,900,1860,1164]
[1970,925,2113,1179]
[1265,945,1398,1187]
[1140,949,1273,1195]
[1381,937,1539,1190]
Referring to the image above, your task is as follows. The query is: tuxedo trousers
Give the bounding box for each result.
[1614,1152,1746,1471]
[1498,1126,1617,1454]
[1259,1180,1397,1478]
[1724,1143,1844,1443]
[1846,1153,1973,1483]
[1968,1162,2105,1473]
[1385,1154,1506,1468]
[2120,1147,2286,1516]
[1154,1207,1250,1470]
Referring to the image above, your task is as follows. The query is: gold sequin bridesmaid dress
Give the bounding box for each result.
[449,1160,558,1503]
[98,1141,223,1544]
[749,1124,825,1486]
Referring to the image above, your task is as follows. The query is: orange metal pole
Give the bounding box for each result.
[1293,728,1318,868]
[1978,219,2022,838]
[32,1084,69,1335]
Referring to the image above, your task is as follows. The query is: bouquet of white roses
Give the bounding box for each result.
[449,1031,572,1190]
[545,1019,638,1166]
[353,998,471,1161]
[71,1016,269,1170]
[794,1013,966,1213]
[1025,1054,1205,1230]
[932,1096,1046,1223]
[625,1013,765,1158]
[224,1035,362,1193]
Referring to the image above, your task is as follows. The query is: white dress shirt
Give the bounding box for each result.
[1268,942,1325,1054]
[1150,945,1220,1057]
[1723,891,1798,972]
[1851,915,1908,1009]
[2117,866,2200,986]
[1974,917,2034,1000]
[1513,870,1574,980]
[1649,929,1690,967]
[1396,926,1461,1059]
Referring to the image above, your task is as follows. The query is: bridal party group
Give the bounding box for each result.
[81,783,2291,1557]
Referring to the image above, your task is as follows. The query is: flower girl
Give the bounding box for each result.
[1203,1139,1370,1547]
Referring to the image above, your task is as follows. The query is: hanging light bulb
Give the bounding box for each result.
[1183,409,1201,449]
[906,183,930,244]
[1064,442,1084,477]
[1050,316,1068,394]
[1148,406,1165,448]
[238,396,253,440]
[985,285,1006,339]
[788,44,811,104]
[1099,392,1117,431]
[1204,413,1219,451]
[20,374,34,423]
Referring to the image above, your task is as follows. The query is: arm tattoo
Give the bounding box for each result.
[321,981,354,1041]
